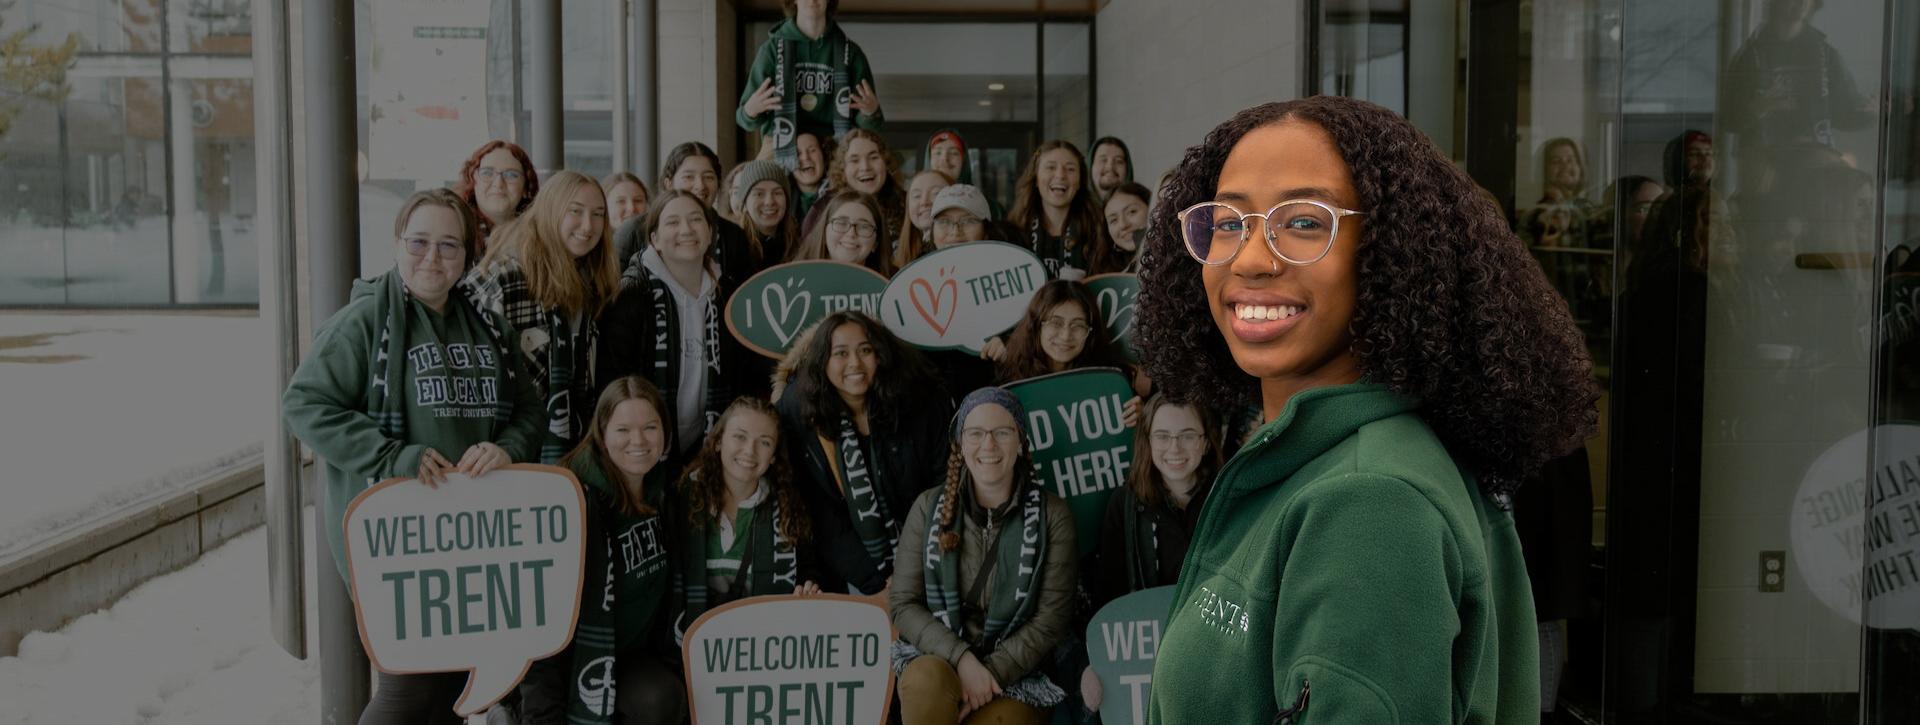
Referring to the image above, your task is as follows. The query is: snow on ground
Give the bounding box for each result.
[0,521,319,725]
[0,312,266,556]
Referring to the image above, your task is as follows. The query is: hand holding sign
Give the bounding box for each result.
[682,594,895,725]
[1085,586,1176,724]
[882,241,1046,355]
[344,464,587,716]
[1006,368,1138,558]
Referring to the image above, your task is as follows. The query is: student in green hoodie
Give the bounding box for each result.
[282,189,544,725]
[519,376,681,725]
[1133,96,1597,723]
[737,0,883,170]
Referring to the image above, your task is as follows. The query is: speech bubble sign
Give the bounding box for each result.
[1086,586,1176,725]
[880,240,1046,355]
[726,261,892,359]
[1084,273,1139,363]
[1789,424,1920,630]
[1005,367,1137,558]
[343,464,588,716]
[682,594,896,725]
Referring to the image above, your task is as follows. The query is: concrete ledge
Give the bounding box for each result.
[0,454,268,656]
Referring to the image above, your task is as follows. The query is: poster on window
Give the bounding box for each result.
[368,0,492,183]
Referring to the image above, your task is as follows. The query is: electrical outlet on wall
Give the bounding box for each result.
[1759,550,1786,593]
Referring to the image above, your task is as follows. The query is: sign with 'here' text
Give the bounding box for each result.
[682,594,895,725]
[344,464,587,716]
[1005,367,1137,558]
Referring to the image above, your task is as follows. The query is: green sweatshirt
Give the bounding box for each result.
[569,455,672,652]
[735,20,883,137]
[282,273,544,581]
[1149,383,1539,724]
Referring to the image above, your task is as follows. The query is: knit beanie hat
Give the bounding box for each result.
[731,160,792,215]
[930,184,992,222]
[951,386,1030,443]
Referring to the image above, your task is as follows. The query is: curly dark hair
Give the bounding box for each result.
[1134,97,1596,497]
[788,310,943,438]
[677,396,811,543]
[997,279,1131,384]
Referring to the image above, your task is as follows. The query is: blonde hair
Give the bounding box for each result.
[479,170,622,317]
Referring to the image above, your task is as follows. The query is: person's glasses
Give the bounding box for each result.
[1176,199,1363,266]
[404,238,464,260]
[1041,316,1091,340]
[933,215,983,232]
[1150,431,1205,449]
[961,426,1019,447]
[828,217,878,240]
[474,167,523,183]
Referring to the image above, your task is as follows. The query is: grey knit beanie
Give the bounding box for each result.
[730,160,791,216]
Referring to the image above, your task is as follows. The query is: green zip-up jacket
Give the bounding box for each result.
[734,20,883,137]
[282,274,545,581]
[1149,383,1538,724]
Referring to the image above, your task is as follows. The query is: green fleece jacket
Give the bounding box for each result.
[1149,383,1538,724]
[735,20,883,137]
[282,274,544,581]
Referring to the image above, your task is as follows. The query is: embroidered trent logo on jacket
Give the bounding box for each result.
[1191,585,1251,636]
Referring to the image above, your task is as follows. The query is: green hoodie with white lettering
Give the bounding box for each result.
[282,271,545,582]
[735,19,883,138]
[1148,383,1538,724]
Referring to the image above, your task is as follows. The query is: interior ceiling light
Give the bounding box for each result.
[978,99,993,106]
[988,83,1006,91]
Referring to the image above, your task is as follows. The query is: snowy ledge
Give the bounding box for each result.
[0,451,270,656]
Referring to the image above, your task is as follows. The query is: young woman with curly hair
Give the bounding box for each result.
[453,139,539,249]
[1008,140,1122,280]
[1135,96,1595,723]
[802,129,906,242]
[888,388,1077,725]
[464,170,622,463]
[519,377,682,725]
[775,311,953,596]
[667,396,821,636]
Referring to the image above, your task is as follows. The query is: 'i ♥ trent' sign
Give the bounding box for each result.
[880,240,1045,355]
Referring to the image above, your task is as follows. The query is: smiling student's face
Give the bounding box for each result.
[1201,121,1364,399]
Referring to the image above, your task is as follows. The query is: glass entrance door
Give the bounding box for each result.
[1317,0,1920,722]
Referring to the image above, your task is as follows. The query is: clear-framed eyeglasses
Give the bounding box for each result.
[1175,199,1364,266]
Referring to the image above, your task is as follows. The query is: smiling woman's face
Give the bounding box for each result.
[1201,121,1364,400]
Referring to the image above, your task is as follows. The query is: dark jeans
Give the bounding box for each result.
[520,648,686,724]
[359,670,466,725]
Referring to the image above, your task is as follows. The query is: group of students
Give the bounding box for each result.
[285,113,1204,724]
[286,1,1598,721]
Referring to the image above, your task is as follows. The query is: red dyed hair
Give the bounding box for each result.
[453,140,539,243]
